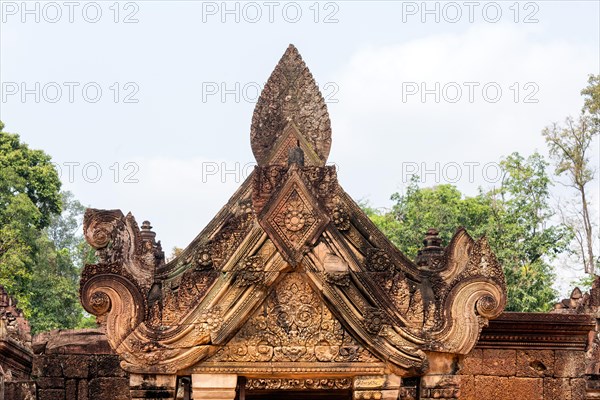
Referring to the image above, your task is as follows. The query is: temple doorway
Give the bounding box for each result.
[243,389,352,400]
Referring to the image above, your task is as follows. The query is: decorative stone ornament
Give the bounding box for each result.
[80,45,507,398]
[257,170,330,267]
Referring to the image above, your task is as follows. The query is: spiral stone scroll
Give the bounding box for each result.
[429,234,506,355]
[80,209,160,349]
[80,274,146,350]
[83,209,120,248]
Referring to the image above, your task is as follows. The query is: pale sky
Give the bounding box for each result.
[1,0,599,293]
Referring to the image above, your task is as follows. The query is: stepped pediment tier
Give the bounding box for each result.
[79,44,507,377]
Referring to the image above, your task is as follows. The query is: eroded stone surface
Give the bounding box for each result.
[516,350,555,377]
[31,329,129,400]
[543,378,572,400]
[555,350,586,378]
[481,349,516,377]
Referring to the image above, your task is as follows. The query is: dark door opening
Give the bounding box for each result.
[244,389,352,400]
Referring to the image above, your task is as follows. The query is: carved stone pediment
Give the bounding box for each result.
[206,272,378,364]
[80,45,507,378]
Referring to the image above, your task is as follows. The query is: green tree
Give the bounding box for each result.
[0,121,62,313]
[490,153,570,311]
[581,74,600,124]
[363,178,491,258]
[543,76,599,275]
[0,121,94,332]
[28,191,97,333]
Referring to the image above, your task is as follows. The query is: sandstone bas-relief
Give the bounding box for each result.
[79,45,507,398]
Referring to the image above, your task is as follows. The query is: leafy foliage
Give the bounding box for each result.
[542,76,599,275]
[581,74,600,123]
[28,191,97,332]
[0,121,62,313]
[0,122,95,333]
[490,153,570,311]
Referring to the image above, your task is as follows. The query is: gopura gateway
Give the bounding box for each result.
[80,45,508,399]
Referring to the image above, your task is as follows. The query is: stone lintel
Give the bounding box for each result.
[353,374,401,400]
[478,312,594,350]
[191,374,237,400]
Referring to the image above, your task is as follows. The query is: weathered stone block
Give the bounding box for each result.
[37,388,66,400]
[474,376,508,399]
[459,375,475,400]
[474,376,542,400]
[4,381,36,400]
[35,329,112,355]
[61,354,90,378]
[36,377,65,389]
[130,389,176,399]
[398,386,418,400]
[516,350,554,377]
[459,349,482,376]
[354,374,401,390]
[570,378,587,400]
[92,354,127,377]
[426,352,460,375]
[586,376,600,391]
[505,377,543,400]
[32,355,63,377]
[481,349,516,376]
[65,379,78,399]
[555,350,586,378]
[89,377,130,400]
[543,378,571,400]
[78,379,89,400]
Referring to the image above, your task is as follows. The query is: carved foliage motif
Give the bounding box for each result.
[300,166,339,213]
[238,198,254,216]
[207,210,256,269]
[193,248,213,271]
[198,306,223,333]
[234,255,265,287]
[209,273,378,363]
[365,249,394,273]
[252,165,338,216]
[163,270,219,325]
[246,378,352,390]
[332,206,351,231]
[252,166,287,214]
[324,272,350,287]
[364,308,387,335]
[266,123,323,167]
[83,210,164,281]
[79,259,148,334]
[89,292,111,315]
[380,272,412,317]
[250,45,332,166]
[80,210,156,333]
